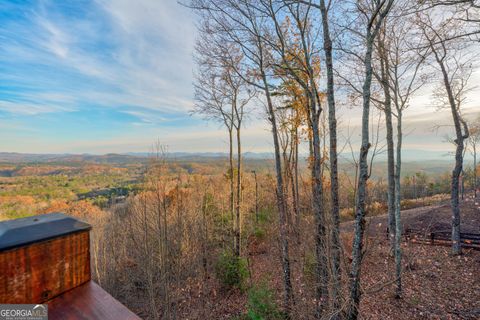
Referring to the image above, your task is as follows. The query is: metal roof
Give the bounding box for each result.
[0,213,91,251]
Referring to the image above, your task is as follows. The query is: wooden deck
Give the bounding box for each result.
[48,281,140,320]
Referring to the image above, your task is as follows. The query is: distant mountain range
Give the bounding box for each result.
[0,151,275,164]
[0,151,463,178]
[0,149,462,167]
[1,149,461,163]
[0,150,459,163]
[0,152,144,164]
[125,151,275,159]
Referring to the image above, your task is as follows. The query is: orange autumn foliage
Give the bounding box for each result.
[41,200,103,217]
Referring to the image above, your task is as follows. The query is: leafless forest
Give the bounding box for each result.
[57,0,480,319]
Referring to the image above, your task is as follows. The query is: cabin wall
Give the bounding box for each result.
[0,231,90,303]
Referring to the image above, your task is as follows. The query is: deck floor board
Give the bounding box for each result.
[48,281,140,320]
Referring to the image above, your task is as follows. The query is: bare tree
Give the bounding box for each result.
[260,2,331,315]
[345,1,395,319]
[193,23,253,257]
[276,98,300,231]
[418,11,474,255]
[189,0,295,312]
[374,22,397,253]
[193,25,236,245]
[318,2,342,313]
[386,9,428,297]
[371,3,429,297]
[226,49,254,257]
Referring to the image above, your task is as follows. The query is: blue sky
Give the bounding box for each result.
[0,0,229,153]
[0,0,479,158]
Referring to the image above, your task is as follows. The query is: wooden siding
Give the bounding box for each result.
[0,231,90,303]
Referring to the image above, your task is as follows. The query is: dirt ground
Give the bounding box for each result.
[172,198,480,319]
[343,195,480,236]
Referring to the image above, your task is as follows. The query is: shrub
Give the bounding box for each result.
[256,208,273,224]
[215,251,248,289]
[302,251,317,284]
[253,225,266,240]
[247,283,283,320]
[340,208,355,221]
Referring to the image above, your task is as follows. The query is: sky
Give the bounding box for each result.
[0,0,479,160]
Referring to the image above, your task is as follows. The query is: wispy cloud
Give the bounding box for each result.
[0,0,196,120]
[0,100,73,115]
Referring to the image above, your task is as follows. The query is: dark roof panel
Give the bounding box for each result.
[0,213,91,251]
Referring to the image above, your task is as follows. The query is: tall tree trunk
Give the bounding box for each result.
[234,126,242,257]
[474,145,477,199]
[294,21,329,317]
[394,110,403,298]
[433,49,468,255]
[378,33,396,252]
[451,142,464,255]
[290,127,300,238]
[254,170,259,223]
[202,193,209,280]
[229,128,235,234]
[262,73,294,313]
[311,105,328,318]
[282,142,293,228]
[451,141,465,255]
[294,127,300,231]
[289,151,298,233]
[319,2,341,315]
[348,31,375,320]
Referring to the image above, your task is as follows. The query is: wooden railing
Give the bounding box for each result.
[405,228,480,250]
